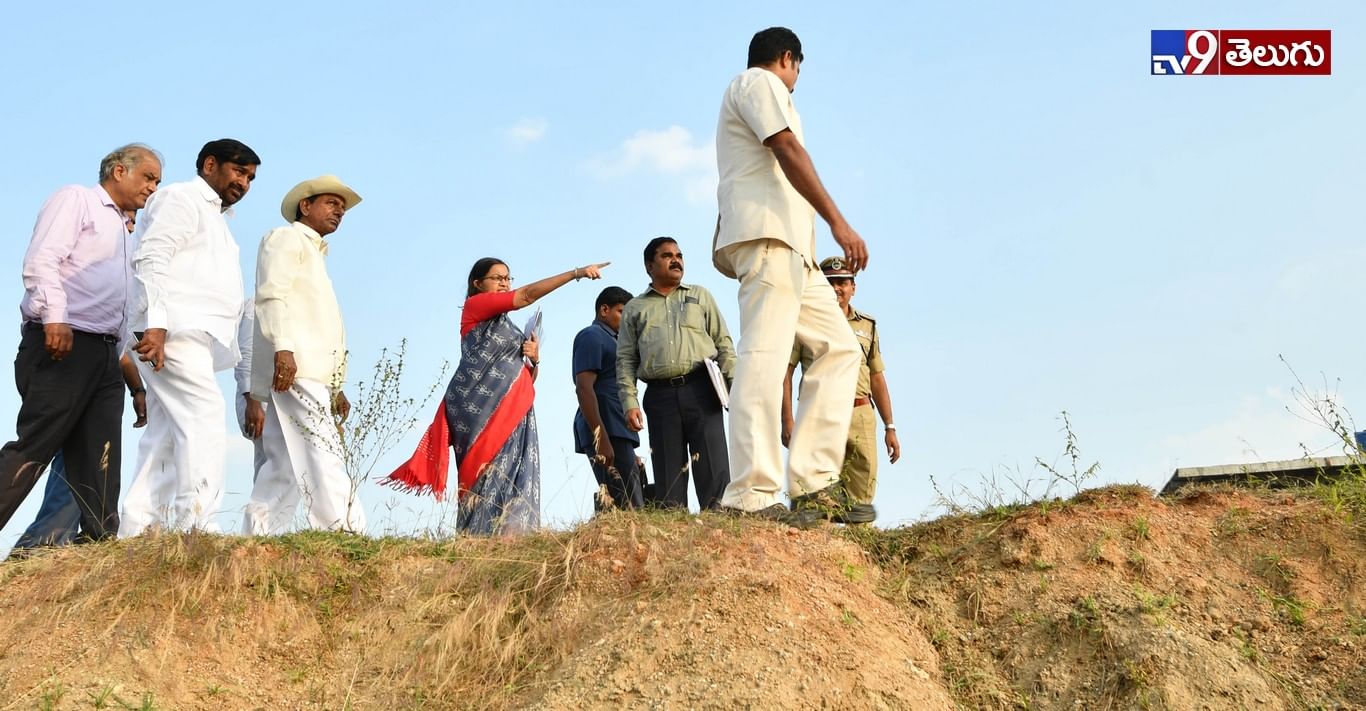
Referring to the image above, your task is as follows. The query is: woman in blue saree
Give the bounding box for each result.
[388,257,607,535]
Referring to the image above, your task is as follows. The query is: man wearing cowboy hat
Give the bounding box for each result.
[781,256,900,510]
[241,175,365,534]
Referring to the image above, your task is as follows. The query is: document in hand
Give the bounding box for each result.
[704,358,729,410]
[523,309,543,367]
[523,309,543,342]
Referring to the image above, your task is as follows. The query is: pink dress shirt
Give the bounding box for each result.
[19,184,129,337]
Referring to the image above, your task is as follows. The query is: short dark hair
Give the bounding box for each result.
[595,286,632,312]
[643,236,678,264]
[196,138,261,173]
[748,27,803,68]
[466,257,507,297]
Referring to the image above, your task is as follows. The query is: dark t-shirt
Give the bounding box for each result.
[572,320,638,452]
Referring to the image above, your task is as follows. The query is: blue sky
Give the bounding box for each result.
[1,1,1361,546]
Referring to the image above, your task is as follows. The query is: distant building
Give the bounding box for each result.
[1160,456,1357,496]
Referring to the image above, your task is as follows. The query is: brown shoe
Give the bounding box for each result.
[792,482,876,524]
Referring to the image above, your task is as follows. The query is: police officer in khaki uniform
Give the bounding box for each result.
[781,257,900,505]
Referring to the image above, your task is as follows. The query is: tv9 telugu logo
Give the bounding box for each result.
[1151,30,1331,75]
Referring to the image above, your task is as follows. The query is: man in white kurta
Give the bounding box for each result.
[713,27,875,525]
[242,175,364,535]
[122,139,261,535]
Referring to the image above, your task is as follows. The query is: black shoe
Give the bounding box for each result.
[792,482,876,524]
[722,503,821,529]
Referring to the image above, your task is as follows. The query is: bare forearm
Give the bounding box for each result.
[870,372,895,426]
[771,139,848,231]
[576,380,607,440]
[119,353,144,390]
[513,270,572,309]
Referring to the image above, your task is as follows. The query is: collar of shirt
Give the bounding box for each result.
[290,221,328,256]
[94,184,118,210]
[593,318,618,338]
[642,282,692,298]
[92,184,134,231]
[191,175,232,216]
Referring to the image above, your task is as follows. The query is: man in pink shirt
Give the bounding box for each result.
[0,144,162,540]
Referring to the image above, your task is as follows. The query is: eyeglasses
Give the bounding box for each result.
[481,275,514,284]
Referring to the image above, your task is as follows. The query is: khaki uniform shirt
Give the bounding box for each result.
[617,283,735,411]
[713,67,818,276]
[791,308,883,398]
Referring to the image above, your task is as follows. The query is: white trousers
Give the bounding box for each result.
[241,378,364,535]
[719,239,861,511]
[120,330,227,535]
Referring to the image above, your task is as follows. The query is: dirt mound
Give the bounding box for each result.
[1,485,1364,709]
[534,519,949,709]
[857,485,1366,709]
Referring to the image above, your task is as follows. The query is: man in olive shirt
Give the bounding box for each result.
[782,257,901,506]
[618,237,736,509]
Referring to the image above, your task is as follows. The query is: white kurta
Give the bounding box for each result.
[250,222,346,399]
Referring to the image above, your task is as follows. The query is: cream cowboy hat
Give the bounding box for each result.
[280,175,362,222]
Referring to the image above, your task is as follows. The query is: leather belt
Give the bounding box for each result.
[645,366,704,388]
[853,397,872,407]
[24,321,118,343]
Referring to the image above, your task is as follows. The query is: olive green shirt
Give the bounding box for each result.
[617,283,735,411]
[791,308,883,398]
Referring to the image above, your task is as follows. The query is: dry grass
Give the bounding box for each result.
[0,509,758,710]
[0,524,597,708]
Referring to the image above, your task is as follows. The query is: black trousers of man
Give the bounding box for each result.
[642,369,729,509]
[0,324,123,540]
[588,435,644,512]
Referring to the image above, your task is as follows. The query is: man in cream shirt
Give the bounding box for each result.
[712,27,875,526]
[242,175,364,535]
[122,139,260,535]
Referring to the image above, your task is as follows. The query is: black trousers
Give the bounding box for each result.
[588,436,644,512]
[0,325,123,540]
[642,373,729,510]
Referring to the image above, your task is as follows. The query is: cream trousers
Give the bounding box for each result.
[718,239,860,511]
